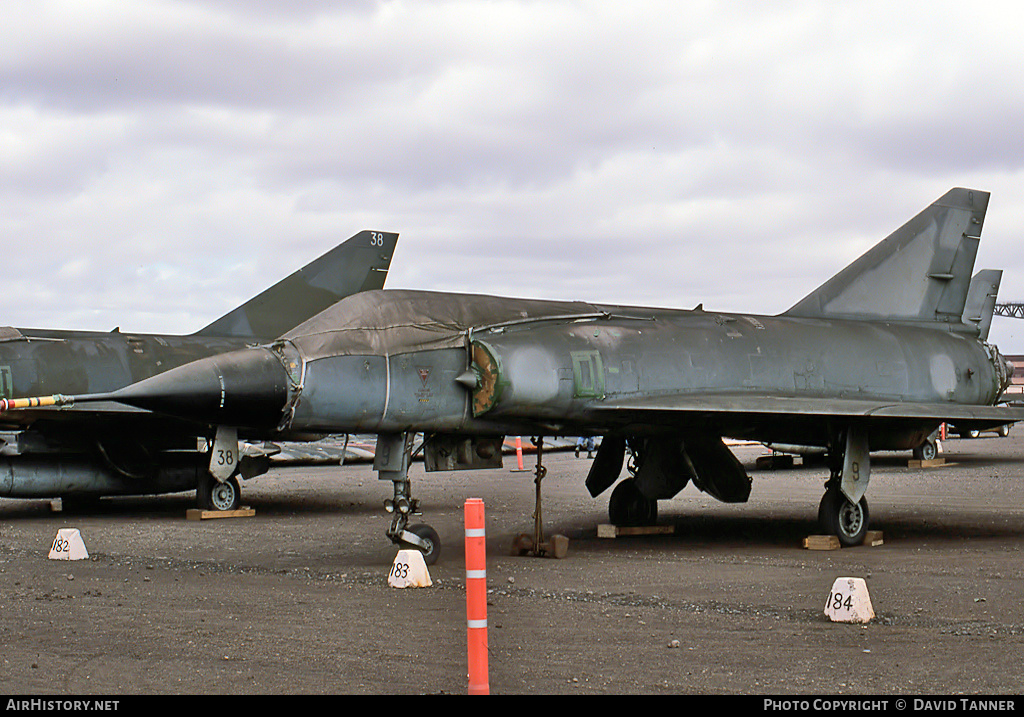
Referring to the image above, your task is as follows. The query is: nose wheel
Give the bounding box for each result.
[401,523,441,565]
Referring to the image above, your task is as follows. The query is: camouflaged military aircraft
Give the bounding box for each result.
[7,189,1023,563]
[0,230,397,510]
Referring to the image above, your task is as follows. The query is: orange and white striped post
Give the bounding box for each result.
[465,498,489,695]
[514,436,525,471]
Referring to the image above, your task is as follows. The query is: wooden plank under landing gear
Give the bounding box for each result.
[908,458,946,468]
[597,524,676,538]
[186,507,256,521]
[802,535,841,550]
[803,530,884,550]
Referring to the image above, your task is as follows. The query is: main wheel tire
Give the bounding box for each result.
[608,479,658,527]
[198,475,241,512]
[818,489,869,547]
[405,523,441,565]
[913,440,937,461]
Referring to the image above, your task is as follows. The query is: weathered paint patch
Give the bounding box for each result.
[505,347,559,405]
[929,354,957,395]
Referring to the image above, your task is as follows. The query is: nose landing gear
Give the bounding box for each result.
[377,432,441,565]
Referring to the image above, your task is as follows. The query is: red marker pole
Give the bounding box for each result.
[465,498,489,695]
[514,436,525,471]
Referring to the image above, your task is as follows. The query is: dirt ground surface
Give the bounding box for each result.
[2,430,1024,696]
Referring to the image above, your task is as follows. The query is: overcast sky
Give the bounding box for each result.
[5,0,1024,352]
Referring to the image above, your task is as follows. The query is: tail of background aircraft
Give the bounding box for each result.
[783,188,989,331]
[194,230,398,340]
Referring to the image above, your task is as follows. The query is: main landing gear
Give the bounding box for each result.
[376,432,441,565]
[817,425,872,547]
[195,427,275,512]
[597,428,876,548]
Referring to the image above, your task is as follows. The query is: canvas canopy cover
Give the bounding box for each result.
[281,289,606,359]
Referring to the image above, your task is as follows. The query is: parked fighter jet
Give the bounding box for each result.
[7,189,1023,563]
[0,230,397,510]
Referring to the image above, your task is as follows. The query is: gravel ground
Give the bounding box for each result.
[2,429,1024,695]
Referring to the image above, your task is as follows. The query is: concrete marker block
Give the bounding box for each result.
[825,576,875,623]
[388,549,432,588]
[48,528,89,561]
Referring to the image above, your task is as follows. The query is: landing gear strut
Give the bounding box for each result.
[377,432,441,565]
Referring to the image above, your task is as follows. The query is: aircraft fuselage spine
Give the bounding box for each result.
[279,304,1008,440]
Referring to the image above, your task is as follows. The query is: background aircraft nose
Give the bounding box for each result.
[110,347,291,429]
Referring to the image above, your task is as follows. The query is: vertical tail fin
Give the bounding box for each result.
[962,269,1002,341]
[194,230,398,340]
[783,188,989,328]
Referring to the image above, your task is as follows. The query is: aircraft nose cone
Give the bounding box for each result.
[111,347,291,429]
